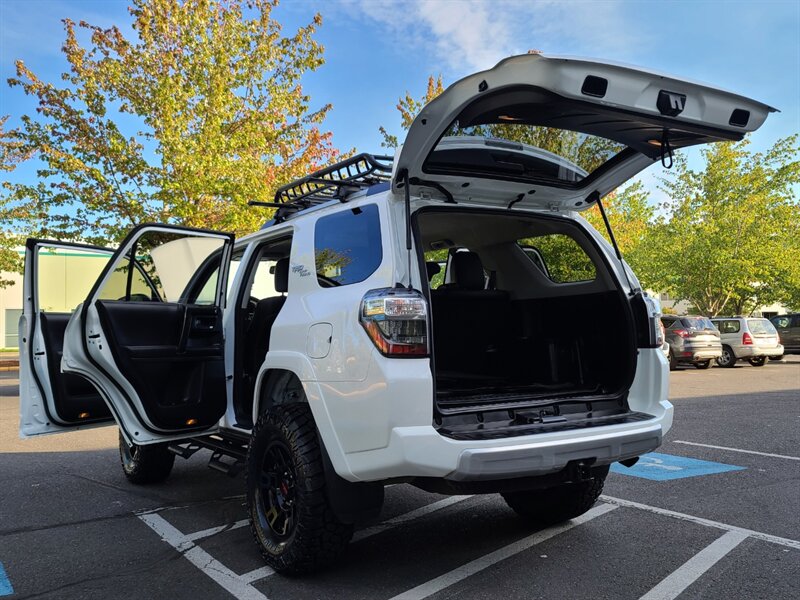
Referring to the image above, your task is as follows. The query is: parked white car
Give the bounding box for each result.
[19,53,774,573]
[711,317,784,367]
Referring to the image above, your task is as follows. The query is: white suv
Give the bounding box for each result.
[19,54,774,573]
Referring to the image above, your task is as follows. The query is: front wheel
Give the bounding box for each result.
[501,472,606,526]
[769,355,784,361]
[716,346,737,368]
[694,360,712,370]
[119,431,175,484]
[748,356,767,367]
[246,404,353,574]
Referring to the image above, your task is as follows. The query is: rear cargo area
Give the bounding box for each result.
[416,208,642,439]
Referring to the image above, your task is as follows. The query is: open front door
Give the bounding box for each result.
[61,225,234,445]
[20,239,117,437]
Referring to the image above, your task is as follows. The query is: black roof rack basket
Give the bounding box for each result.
[250,153,393,222]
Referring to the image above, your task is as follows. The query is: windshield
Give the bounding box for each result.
[681,317,716,331]
[747,319,777,335]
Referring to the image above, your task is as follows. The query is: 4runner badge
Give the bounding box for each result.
[292,264,311,277]
[657,90,686,117]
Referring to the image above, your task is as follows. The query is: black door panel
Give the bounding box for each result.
[39,312,111,424]
[95,301,226,431]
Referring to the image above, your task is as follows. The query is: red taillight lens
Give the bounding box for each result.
[742,332,753,345]
[674,329,689,338]
[360,288,428,357]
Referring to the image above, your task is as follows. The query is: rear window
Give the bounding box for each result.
[681,317,716,331]
[314,204,382,286]
[747,319,777,335]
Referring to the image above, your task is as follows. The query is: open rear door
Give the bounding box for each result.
[20,240,117,437]
[393,53,776,208]
[61,225,234,445]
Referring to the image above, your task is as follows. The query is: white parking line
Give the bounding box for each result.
[138,512,267,600]
[639,531,749,600]
[353,495,472,542]
[673,440,800,461]
[186,519,249,542]
[387,503,618,600]
[601,495,800,550]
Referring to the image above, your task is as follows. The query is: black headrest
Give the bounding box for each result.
[425,261,441,281]
[451,252,485,290]
[274,258,289,293]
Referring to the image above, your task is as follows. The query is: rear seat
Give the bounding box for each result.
[431,252,511,377]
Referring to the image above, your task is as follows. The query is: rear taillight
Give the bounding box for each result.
[674,329,689,338]
[743,332,753,345]
[360,288,428,356]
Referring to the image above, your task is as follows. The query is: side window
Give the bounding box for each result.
[98,231,226,304]
[518,234,596,283]
[314,204,382,287]
[423,249,448,290]
[716,320,739,334]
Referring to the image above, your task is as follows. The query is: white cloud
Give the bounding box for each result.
[347,0,644,77]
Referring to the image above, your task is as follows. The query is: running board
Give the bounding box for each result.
[168,434,249,478]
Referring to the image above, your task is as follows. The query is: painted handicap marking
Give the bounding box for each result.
[610,452,745,481]
[0,562,13,597]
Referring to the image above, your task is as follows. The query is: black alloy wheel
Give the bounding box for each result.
[257,440,297,540]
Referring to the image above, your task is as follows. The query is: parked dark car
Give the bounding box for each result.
[661,315,722,370]
[770,314,800,356]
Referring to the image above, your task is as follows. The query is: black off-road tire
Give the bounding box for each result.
[748,356,767,367]
[668,350,677,371]
[717,345,737,368]
[694,360,712,370]
[246,404,353,574]
[501,473,606,526]
[119,431,175,484]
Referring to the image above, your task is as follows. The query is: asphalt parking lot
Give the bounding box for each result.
[1,357,798,600]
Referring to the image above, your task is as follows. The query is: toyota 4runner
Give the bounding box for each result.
[19,54,774,573]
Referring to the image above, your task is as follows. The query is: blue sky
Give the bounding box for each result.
[1,0,799,199]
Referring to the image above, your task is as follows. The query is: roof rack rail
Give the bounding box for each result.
[250,153,394,223]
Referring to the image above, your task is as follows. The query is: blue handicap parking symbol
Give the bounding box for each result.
[610,452,746,481]
[0,562,13,597]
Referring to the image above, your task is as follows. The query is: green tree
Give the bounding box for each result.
[2,0,338,255]
[655,136,800,316]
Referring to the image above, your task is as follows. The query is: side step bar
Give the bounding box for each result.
[168,434,249,478]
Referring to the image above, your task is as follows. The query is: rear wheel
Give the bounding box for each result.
[119,431,175,484]
[694,360,712,369]
[246,404,353,574]
[748,356,767,367]
[716,346,737,368]
[668,350,677,371]
[501,473,606,526]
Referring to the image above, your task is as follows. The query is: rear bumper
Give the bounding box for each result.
[342,404,672,482]
[686,349,722,361]
[737,344,784,358]
[448,425,662,481]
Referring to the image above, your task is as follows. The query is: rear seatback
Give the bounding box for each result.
[431,252,511,376]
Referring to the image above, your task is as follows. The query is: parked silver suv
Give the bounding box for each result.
[711,317,784,367]
[661,316,722,370]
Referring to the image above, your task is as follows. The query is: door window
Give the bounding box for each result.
[96,231,226,304]
[36,245,113,312]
